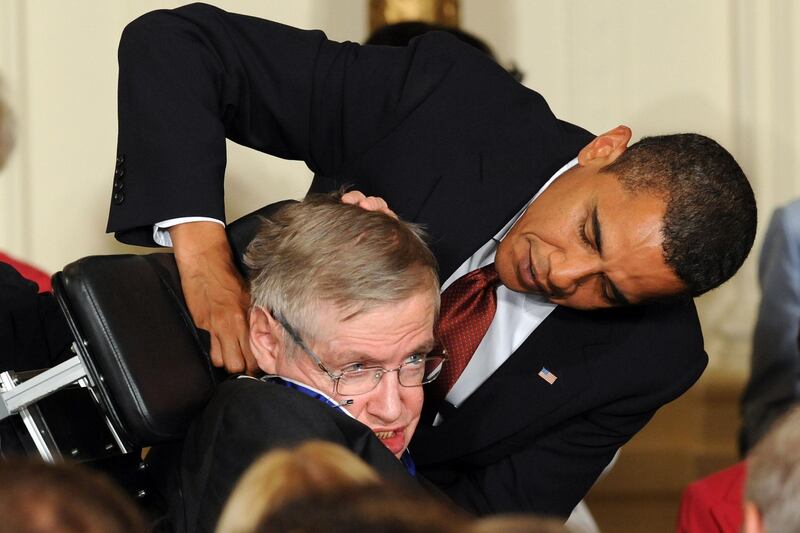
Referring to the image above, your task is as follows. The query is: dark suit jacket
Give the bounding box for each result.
[108,3,707,517]
[172,378,411,533]
[0,262,71,373]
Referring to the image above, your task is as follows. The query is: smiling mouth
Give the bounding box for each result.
[519,251,548,296]
[374,429,406,456]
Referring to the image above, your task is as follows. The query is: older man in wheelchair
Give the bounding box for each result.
[0,194,443,532]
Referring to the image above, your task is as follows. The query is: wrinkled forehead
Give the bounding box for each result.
[313,294,438,360]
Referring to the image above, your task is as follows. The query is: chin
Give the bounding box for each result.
[494,259,518,291]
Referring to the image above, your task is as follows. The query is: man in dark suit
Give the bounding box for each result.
[106,3,757,518]
[171,195,442,532]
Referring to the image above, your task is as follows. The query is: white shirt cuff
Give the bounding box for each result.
[152,217,225,247]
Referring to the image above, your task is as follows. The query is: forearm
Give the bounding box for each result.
[109,3,465,244]
[169,221,255,373]
[170,222,236,278]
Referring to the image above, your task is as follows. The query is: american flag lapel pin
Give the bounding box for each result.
[538,367,557,385]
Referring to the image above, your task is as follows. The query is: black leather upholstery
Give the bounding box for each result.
[52,200,295,448]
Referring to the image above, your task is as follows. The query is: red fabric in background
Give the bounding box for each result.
[676,461,746,533]
[0,251,52,292]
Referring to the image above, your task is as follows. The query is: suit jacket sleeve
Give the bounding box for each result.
[108,2,463,245]
[741,201,800,452]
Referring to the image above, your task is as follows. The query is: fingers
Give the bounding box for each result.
[220,310,258,375]
[341,190,367,205]
[219,328,246,374]
[209,334,224,368]
[341,190,398,219]
[210,296,251,374]
[199,307,249,373]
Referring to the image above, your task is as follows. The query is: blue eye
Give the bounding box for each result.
[404,353,424,365]
[341,362,367,375]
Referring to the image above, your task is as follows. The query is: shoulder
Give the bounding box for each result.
[585,299,707,402]
[203,378,352,436]
[210,377,328,416]
[0,260,38,293]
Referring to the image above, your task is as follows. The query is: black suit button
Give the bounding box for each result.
[112,191,125,205]
[115,167,125,178]
[116,154,125,166]
[113,180,124,191]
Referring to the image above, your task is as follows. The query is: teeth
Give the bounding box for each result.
[375,431,396,439]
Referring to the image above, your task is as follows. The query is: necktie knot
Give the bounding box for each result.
[428,263,501,409]
[475,262,500,287]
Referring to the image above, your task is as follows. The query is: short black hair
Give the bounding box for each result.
[602,133,757,297]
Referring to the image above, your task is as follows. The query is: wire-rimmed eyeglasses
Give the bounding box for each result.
[275,316,447,396]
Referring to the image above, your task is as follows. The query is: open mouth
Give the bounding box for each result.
[373,429,406,456]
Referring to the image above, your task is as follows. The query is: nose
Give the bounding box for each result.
[365,371,404,424]
[547,248,601,295]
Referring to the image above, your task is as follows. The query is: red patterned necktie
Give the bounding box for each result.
[429,263,501,406]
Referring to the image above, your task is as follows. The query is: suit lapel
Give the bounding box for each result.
[411,306,610,465]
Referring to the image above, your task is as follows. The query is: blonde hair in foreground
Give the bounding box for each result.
[244,193,439,344]
[215,441,381,533]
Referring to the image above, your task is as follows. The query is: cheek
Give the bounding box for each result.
[403,388,424,420]
[555,279,608,310]
[346,401,367,421]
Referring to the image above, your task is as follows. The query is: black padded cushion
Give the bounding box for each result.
[52,201,295,448]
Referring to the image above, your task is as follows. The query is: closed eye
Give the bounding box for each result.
[579,221,593,249]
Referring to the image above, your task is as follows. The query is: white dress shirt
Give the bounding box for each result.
[153,216,225,247]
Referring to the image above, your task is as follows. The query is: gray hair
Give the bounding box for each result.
[244,193,439,342]
[0,82,14,171]
[745,405,800,532]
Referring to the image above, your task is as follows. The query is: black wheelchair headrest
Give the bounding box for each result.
[52,201,295,448]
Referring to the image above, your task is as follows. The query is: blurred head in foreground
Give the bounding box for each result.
[0,458,145,533]
[216,441,380,533]
[254,480,470,533]
[745,405,800,533]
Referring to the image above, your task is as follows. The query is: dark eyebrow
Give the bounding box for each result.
[593,205,630,306]
[605,276,630,306]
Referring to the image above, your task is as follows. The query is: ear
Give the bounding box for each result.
[249,306,285,374]
[743,501,764,533]
[578,125,632,167]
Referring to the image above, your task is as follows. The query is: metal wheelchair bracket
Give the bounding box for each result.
[0,355,88,421]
